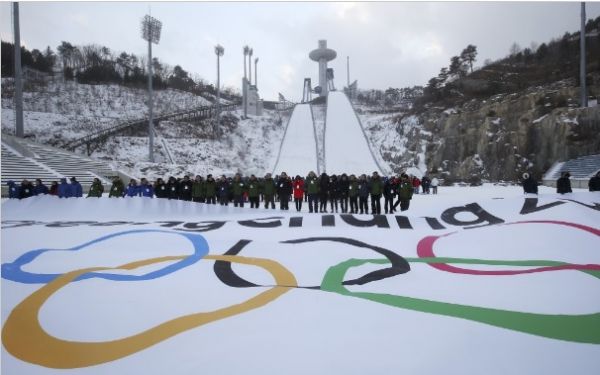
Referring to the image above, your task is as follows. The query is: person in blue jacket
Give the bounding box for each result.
[70,177,83,197]
[7,181,20,199]
[58,178,72,198]
[140,178,154,198]
[125,179,141,197]
[33,179,49,195]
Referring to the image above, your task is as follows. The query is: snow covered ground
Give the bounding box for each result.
[2,185,599,374]
[272,104,319,175]
[325,92,385,175]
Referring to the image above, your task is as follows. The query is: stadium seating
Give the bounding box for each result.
[543,154,600,188]
[2,135,119,190]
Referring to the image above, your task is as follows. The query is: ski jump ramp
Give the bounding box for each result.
[272,104,319,175]
[324,91,385,175]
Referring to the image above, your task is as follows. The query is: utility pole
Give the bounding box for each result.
[13,2,24,138]
[580,2,588,107]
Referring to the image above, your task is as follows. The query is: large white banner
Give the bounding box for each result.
[2,192,599,374]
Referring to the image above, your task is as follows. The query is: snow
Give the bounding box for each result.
[443,107,458,115]
[1,79,212,145]
[561,115,579,125]
[324,92,383,175]
[1,186,599,374]
[533,114,548,124]
[91,109,285,179]
[272,104,319,175]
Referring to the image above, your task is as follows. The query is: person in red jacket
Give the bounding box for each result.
[292,175,305,212]
[412,176,421,194]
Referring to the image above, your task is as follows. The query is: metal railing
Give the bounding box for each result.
[63,102,239,152]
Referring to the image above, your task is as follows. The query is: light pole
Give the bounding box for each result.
[215,44,224,136]
[248,48,253,85]
[243,46,249,118]
[580,2,588,108]
[254,57,259,87]
[13,2,23,138]
[141,14,162,163]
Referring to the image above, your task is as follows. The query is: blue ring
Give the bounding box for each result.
[1,229,209,284]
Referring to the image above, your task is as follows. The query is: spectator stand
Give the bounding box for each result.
[542,154,600,188]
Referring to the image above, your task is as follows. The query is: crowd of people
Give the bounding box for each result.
[6,170,599,212]
[5,171,442,214]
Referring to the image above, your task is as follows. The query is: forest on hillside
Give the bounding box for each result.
[353,16,600,110]
[1,40,240,102]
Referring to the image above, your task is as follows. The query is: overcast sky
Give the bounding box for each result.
[1,1,599,101]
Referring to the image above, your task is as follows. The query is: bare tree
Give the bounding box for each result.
[509,42,522,56]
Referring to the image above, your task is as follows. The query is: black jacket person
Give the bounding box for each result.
[277,172,292,210]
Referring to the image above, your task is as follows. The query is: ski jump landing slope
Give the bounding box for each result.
[272,104,319,175]
[324,91,384,175]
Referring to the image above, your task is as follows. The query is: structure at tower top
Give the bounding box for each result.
[309,40,337,97]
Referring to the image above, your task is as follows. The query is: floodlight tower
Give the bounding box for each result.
[215,44,224,135]
[309,40,337,97]
[141,14,162,162]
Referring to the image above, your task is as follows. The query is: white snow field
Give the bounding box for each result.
[2,186,600,375]
[272,104,319,175]
[324,91,385,175]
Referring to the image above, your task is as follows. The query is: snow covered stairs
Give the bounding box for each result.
[542,154,600,188]
[1,143,62,185]
[1,134,120,189]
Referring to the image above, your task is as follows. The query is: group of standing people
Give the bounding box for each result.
[6,177,83,199]
[521,171,600,194]
[101,171,423,214]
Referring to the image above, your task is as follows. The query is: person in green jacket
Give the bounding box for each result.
[204,174,217,204]
[305,171,320,213]
[231,173,247,208]
[87,178,104,198]
[348,174,359,214]
[262,173,276,209]
[394,173,414,212]
[108,176,124,198]
[247,175,260,208]
[369,171,384,214]
[192,175,205,203]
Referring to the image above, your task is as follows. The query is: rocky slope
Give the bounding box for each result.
[365,79,600,183]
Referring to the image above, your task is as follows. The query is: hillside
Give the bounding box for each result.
[1,78,212,146]
[1,76,288,178]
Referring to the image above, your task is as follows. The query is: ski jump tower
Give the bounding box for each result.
[309,40,337,97]
[273,39,386,176]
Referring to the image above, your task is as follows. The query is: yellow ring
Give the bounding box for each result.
[2,254,297,369]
